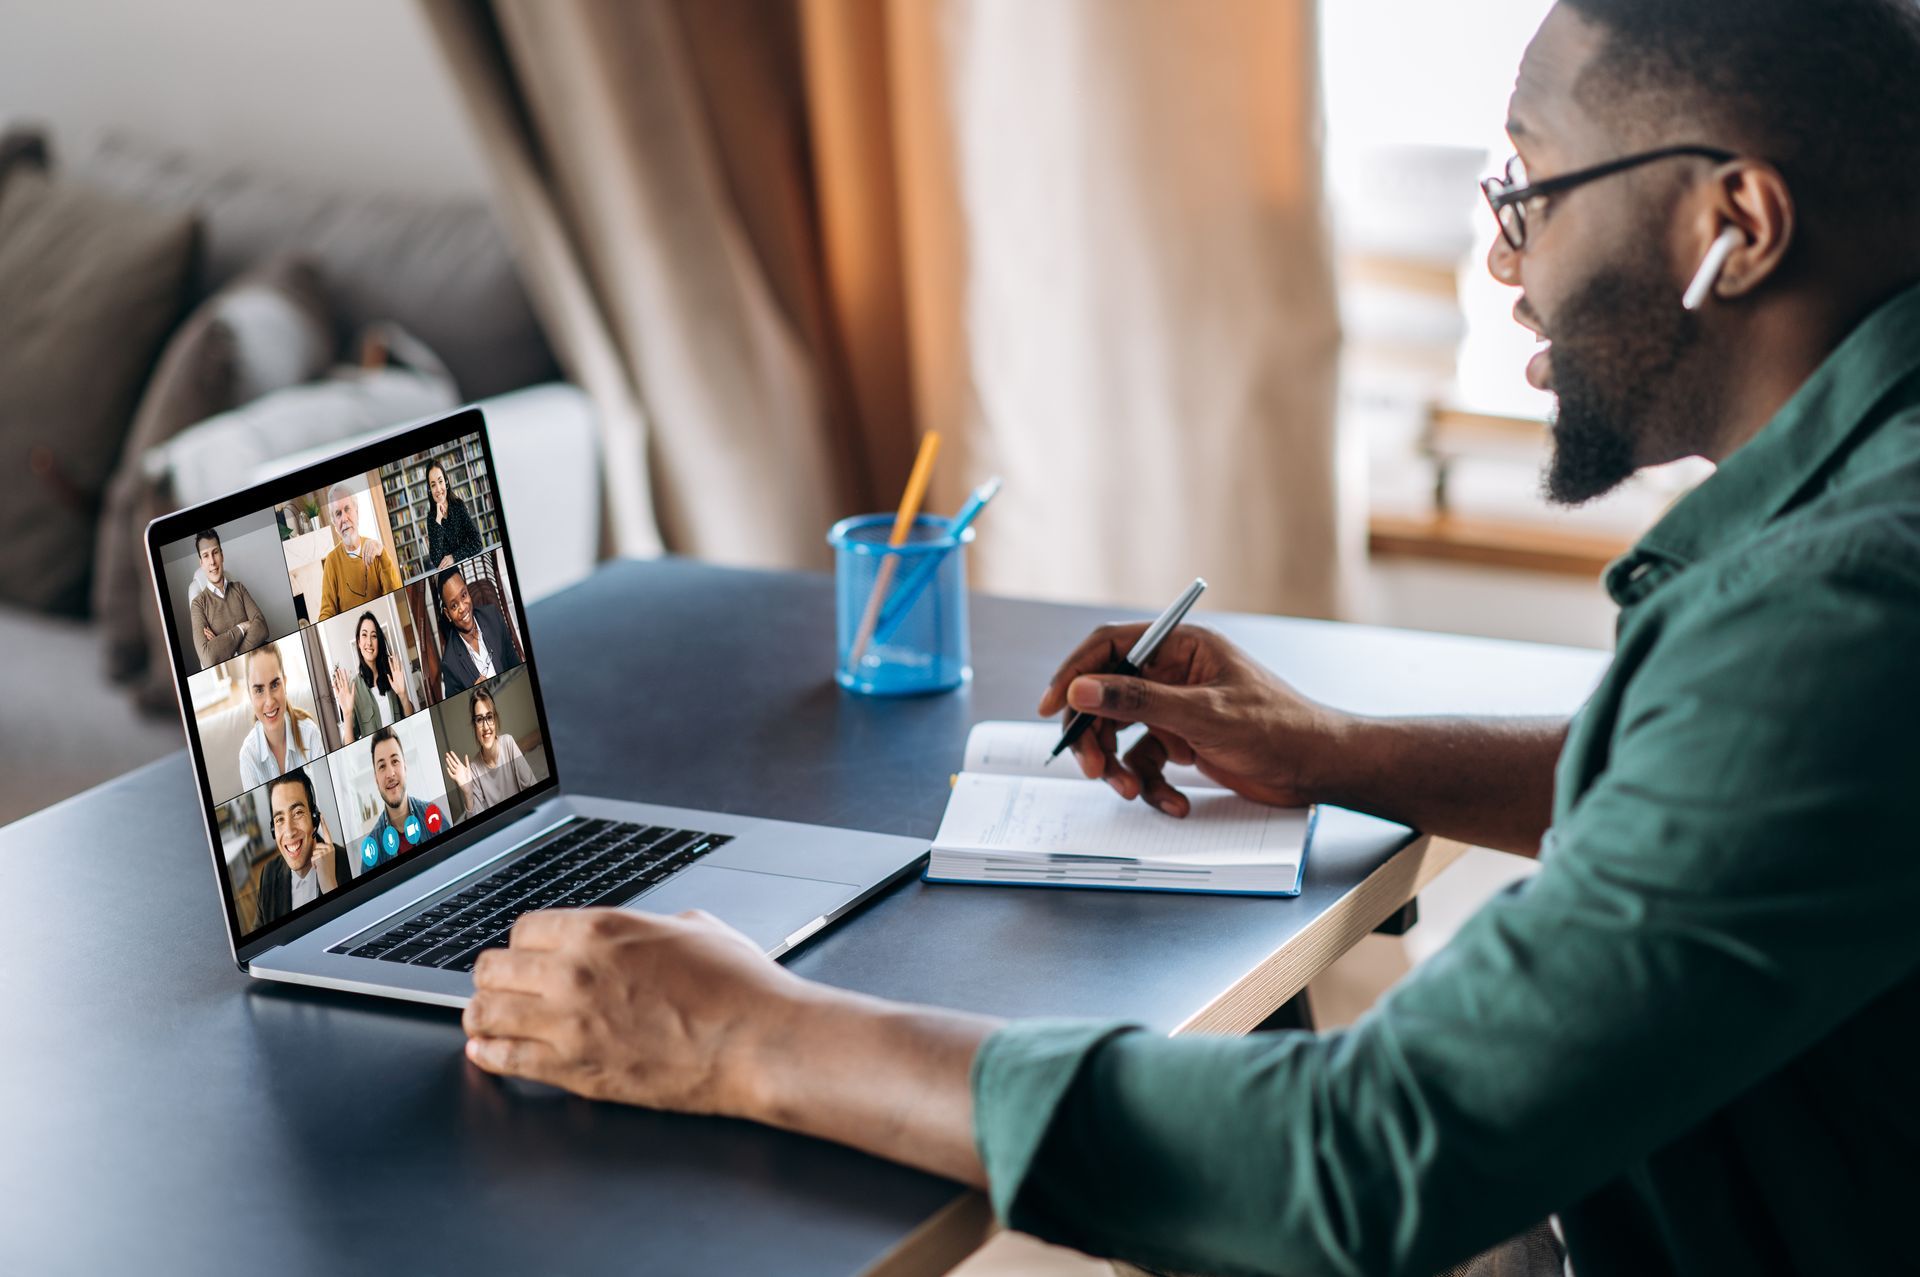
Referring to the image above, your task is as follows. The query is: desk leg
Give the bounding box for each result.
[1252,989,1315,1032]
[1371,896,1419,936]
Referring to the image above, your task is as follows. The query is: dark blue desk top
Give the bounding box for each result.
[0,559,1607,1275]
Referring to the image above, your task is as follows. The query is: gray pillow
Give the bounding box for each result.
[93,255,334,679]
[0,169,198,614]
[79,134,552,399]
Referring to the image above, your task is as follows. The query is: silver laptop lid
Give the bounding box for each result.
[144,408,564,966]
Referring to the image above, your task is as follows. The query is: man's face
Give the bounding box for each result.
[198,540,224,586]
[374,739,408,810]
[330,494,359,543]
[1492,6,1717,505]
[441,574,476,635]
[270,782,316,873]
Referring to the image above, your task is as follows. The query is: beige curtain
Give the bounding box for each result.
[421,0,1349,615]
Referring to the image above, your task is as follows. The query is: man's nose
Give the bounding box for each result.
[1487,230,1521,286]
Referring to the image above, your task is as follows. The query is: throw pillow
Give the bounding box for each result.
[79,134,558,399]
[93,255,333,680]
[0,125,50,197]
[0,169,198,614]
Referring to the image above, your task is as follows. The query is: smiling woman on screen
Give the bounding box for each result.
[237,644,325,791]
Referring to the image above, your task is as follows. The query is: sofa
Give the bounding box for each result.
[0,129,602,827]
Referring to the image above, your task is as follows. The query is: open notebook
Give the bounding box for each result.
[926,721,1314,895]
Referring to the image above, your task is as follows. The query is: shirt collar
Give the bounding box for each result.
[1605,279,1920,606]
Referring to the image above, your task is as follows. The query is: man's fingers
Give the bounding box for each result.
[1159,730,1197,766]
[473,946,577,995]
[465,1033,567,1084]
[1068,715,1137,799]
[1123,733,1190,817]
[1037,624,1151,716]
[463,987,552,1040]
[1066,674,1209,737]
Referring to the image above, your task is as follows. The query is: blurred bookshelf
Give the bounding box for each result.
[382,438,501,574]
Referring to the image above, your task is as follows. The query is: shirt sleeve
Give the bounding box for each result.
[190,592,219,668]
[508,738,534,790]
[241,582,266,638]
[317,554,339,622]
[972,554,1920,1277]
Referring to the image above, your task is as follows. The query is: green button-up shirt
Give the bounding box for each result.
[972,281,1920,1276]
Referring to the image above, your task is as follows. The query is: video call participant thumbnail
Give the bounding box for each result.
[364,725,445,864]
[254,768,352,931]
[190,529,268,670]
[437,565,521,697]
[425,460,486,571]
[333,611,416,745]
[444,686,535,819]
[318,482,401,622]
[238,644,326,792]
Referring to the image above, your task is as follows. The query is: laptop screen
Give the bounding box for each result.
[150,411,559,950]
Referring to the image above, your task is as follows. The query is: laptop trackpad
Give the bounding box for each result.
[623,865,861,952]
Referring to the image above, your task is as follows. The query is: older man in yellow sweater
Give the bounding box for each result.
[316,483,400,622]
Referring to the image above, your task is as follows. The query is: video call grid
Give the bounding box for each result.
[167,434,544,939]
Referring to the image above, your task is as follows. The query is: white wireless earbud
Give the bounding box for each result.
[1682,226,1744,311]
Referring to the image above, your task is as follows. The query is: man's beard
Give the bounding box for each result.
[1542,261,1707,505]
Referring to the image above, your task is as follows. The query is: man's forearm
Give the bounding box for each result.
[743,984,998,1188]
[1313,716,1567,856]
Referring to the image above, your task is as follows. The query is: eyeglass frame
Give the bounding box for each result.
[1481,144,1737,251]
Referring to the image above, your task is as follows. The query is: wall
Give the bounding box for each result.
[0,0,488,198]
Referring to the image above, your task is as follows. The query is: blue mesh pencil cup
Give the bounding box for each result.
[828,513,973,696]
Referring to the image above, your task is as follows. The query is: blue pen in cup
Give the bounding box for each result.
[829,513,975,696]
[871,478,1001,646]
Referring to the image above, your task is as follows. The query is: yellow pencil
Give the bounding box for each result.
[848,431,942,668]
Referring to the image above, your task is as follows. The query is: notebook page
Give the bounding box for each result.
[935,773,1307,867]
[962,720,1213,790]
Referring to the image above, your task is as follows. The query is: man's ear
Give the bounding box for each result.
[1695,159,1795,302]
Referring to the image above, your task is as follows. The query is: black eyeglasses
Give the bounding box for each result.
[1481,145,1736,250]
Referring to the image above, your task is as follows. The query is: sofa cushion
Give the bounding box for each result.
[93,255,334,679]
[77,133,557,399]
[0,168,198,614]
[0,124,50,196]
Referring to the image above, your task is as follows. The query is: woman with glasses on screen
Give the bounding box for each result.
[443,686,533,818]
[236,644,326,791]
[331,612,416,746]
[424,460,485,571]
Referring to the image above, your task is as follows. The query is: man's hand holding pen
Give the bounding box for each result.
[1037,623,1339,816]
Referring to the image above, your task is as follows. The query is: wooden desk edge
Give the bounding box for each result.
[857,834,1466,1277]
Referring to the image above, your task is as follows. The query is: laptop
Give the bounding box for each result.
[146,407,926,1007]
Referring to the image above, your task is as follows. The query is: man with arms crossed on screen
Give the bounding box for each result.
[189,529,268,670]
[317,483,401,622]
[461,2,1920,1273]
[254,768,352,930]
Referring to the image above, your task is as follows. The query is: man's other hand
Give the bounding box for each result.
[464,908,797,1115]
[1037,623,1341,814]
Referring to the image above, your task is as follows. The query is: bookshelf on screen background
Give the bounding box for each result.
[384,437,501,573]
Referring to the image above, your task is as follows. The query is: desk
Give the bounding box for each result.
[0,560,1607,1275]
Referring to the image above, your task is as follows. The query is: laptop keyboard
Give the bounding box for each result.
[329,818,729,973]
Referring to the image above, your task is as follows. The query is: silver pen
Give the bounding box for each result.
[1047,577,1208,763]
